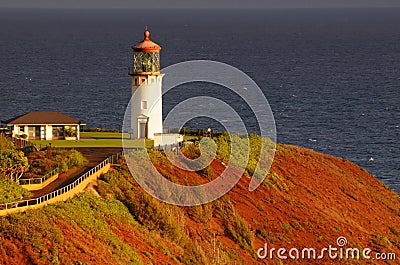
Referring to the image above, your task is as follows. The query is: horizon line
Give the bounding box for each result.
[1,6,400,10]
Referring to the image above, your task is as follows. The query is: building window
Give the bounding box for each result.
[52,126,64,138]
[141,100,147,110]
[19,126,24,133]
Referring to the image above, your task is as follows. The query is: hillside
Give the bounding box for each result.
[0,143,399,264]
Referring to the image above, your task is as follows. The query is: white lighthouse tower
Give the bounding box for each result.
[129,27,164,139]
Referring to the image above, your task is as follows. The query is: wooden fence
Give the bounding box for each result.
[11,137,32,149]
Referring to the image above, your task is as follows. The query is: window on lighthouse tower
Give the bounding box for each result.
[141,101,147,110]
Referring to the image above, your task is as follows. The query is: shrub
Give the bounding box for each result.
[127,191,186,244]
[213,133,275,180]
[0,135,13,150]
[213,195,254,252]
[100,170,187,245]
[64,127,77,137]
[180,242,207,265]
[281,222,293,234]
[181,142,201,159]
[263,171,290,191]
[0,179,32,204]
[0,150,29,182]
[0,193,143,265]
[196,165,214,180]
[256,228,275,244]
[67,149,86,168]
[225,214,253,252]
[290,221,304,231]
[187,203,213,223]
[389,226,399,236]
[26,149,87,177]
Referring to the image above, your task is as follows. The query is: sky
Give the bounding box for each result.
[1,0,400,8]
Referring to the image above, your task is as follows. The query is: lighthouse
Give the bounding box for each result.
[129,27,164,139]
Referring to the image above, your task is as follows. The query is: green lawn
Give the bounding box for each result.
[31,132,153,148]
[80,132,130,139]
[183,135,199,141]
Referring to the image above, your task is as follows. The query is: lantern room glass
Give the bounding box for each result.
[133,51,160,73]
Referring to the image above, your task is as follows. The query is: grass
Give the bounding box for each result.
[281,222,293,234]
[183,135,199,141]
[0,193,144,264]
[81,132,130,139]
[255,228,275,244]
[30,132,153,148]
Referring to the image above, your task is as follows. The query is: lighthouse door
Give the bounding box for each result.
[137,115,149,139]
[139,122,147,138]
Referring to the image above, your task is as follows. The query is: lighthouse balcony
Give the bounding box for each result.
[128,67,160,76]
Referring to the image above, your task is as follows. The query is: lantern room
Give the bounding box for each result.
[131,27,161,74]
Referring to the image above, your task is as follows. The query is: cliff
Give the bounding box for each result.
[0,144,399,264]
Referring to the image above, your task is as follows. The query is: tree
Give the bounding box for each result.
[0,134,14,151]
[0,150,29,183]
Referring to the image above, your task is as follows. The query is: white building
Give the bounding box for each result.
[3,111,85,140]
[154,133,184,149]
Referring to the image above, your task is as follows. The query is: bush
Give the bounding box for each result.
[100,170,187,245]
[26,149,87,177]
[67,149,86,168]
[213,133,275,180]
[181,142,201,159]
[0,150,29,182]
[0,193,143,265]
[225,214,254,252]
[0,179,32,204]
[0,135,14,150]
[187,203,213,223]
[213,195,254,252]
[64,127,77,137]
[180,242,207,265]
[263,171,290,191]
[128,191,186,244]
[196,165,214,180]
[256,228,275,244]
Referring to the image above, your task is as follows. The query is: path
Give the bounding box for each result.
[31,148,122,198]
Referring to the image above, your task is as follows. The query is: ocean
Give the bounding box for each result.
[0,8,399,193]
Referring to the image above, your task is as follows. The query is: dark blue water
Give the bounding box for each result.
[0,9,399,192]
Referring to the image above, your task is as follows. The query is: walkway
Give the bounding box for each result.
[31,147,122,198]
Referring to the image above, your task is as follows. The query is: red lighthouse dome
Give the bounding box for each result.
[131,27,161,74]
[132,27,161,53]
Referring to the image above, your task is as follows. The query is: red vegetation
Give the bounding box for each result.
[0,144,399,264]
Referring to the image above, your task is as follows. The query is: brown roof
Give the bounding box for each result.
[132,28,161,52]
[4,112,84,125]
